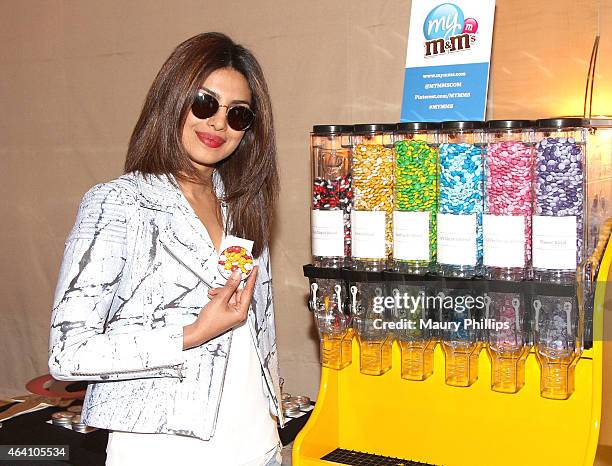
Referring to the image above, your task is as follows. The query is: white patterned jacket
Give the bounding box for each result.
[48,171,283,439]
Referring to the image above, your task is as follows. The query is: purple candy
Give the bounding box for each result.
[534,137,584,265]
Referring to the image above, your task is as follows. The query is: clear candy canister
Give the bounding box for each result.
[310,280,353,370]
[390,283,436,381]
[533,118,588,284]
[350,282,394,376]
[311,124,353,268]
[483,120,535,281]
[392,122,439,274]
[485,291,530,393]
[351,124,395,271]
[532,294,579,399]
[439,288,481,387]
[437,121,485,278]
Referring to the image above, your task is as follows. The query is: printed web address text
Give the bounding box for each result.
[422,72,467,78]
[414,93,472,100]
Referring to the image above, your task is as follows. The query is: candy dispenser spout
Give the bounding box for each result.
[533,294,580,399]
[486,292,530,393]
[353,282,394,376]
[312,279,353,370]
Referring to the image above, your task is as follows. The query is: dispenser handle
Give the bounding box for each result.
[309,282,319,313]
[350,285,358,315]
[533,299,542,332]
[483,294,492,320]
[334,284,343,314]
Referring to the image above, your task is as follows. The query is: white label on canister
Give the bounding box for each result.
[393,211,430,261]
[437,213,477,266]
[532,215,577,270]
[311,209,344,257]
[483,214,526,267]
[351,210,386,259]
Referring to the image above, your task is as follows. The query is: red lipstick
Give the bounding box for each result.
[196,131,225,149]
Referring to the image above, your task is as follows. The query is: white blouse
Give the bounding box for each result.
[105,317,280,465]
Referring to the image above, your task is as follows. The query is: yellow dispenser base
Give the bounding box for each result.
[294,344,598,466]
[293,244,611,466]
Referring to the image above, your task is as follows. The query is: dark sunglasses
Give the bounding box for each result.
[191,90,255,131]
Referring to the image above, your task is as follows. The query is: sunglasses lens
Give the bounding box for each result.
[227,106,255,131]
[191,92,218,119]
[192,91,255,131]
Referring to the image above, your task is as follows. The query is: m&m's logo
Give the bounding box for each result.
[423,3,478,57]
[423,3,464,40]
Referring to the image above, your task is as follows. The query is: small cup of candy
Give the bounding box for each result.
[218,245,254,280]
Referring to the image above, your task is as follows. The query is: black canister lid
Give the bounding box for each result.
[440,121,484,130]
[312,124,353,134]
[396,121,441,131]
[588,118,612,128]
[486,120,533,129]
[353,123,396,133]
[536,118,589,128]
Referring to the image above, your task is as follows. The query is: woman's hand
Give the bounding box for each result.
[183,267,258,350]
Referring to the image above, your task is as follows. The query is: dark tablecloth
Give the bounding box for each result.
[0,403,310,465]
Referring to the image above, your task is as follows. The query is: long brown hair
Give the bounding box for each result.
[124,32,278,257]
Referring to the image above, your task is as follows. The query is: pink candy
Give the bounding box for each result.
[485,141,535,264]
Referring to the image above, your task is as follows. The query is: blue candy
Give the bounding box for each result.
[439,143,484,262]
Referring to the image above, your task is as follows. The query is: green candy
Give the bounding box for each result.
[393,139,439,263]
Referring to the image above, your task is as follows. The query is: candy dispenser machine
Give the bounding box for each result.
[309,125,354,370]
[310,279,353,371]
[391,283,436,381]
[486,291,531,394]
[483,120,535,281]
[532,293,579,400]
[533,118,589,284]
[350,281,393,376]
[311,125,353,268]
[439,287,482,387]
[437,121,485,278]
[392,122,439,274]
[350,124,395,272]
[529,118,589,401]
[296,119,612,466]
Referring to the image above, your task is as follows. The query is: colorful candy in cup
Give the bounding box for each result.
[218,245,254,280]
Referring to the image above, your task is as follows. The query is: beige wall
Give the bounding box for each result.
[0,0,413,400]
[1,0,611,445]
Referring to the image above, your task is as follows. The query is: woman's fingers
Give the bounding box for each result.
[214,270,242,303]
[237,266,258,312]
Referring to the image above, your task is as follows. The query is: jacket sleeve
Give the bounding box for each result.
[48,181,185,382]
[258,247,284,425]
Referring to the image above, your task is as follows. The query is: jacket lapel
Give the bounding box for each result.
[135,172,225,289]
[158,220,223,289]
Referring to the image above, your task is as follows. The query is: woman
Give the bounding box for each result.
[48,32,283,465]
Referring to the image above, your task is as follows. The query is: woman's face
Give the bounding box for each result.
[181,67,252,171]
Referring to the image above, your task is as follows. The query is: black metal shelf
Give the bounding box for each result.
[303,264,576,297]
